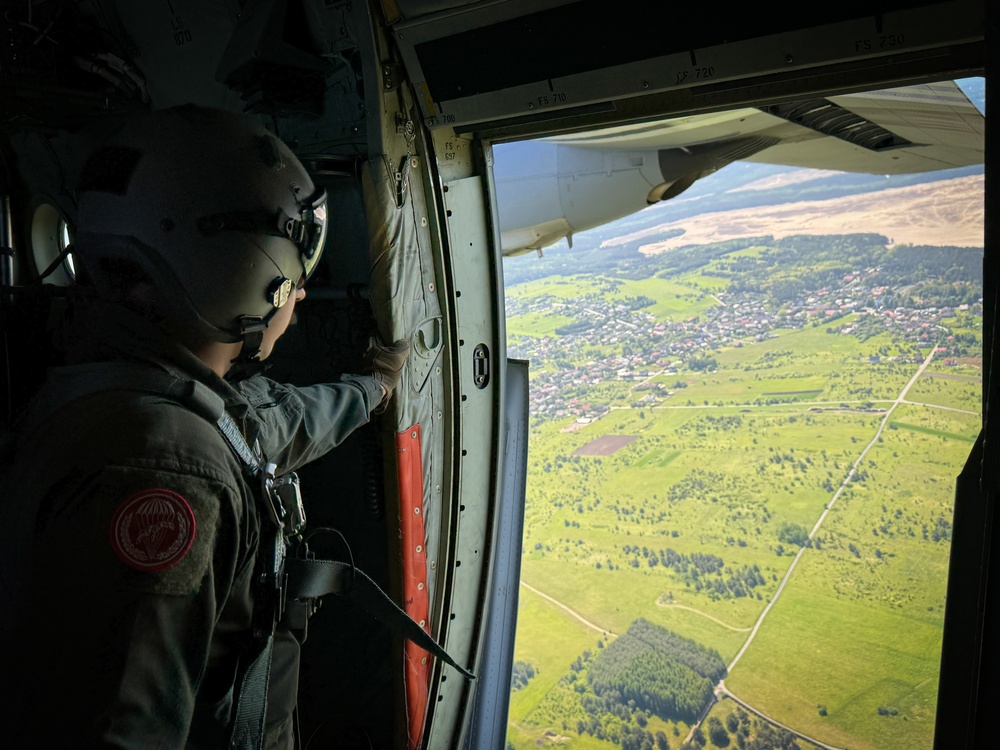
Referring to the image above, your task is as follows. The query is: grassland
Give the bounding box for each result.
[724,398,976,749]
[505,274,719,323]
[507,587,609,747]
[504,235,981,750]
[904,375,981,413]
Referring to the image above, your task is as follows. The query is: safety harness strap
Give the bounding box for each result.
[284,557,475,680]
[217,408,262,471]
[229,636,274,750]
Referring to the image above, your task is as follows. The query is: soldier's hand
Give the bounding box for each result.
[363,336,410,412]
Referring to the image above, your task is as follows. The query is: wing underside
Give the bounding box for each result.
[545,81,984,175]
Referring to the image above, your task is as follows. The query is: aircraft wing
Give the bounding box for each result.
[544,81,984,174]
[494,80,983,254]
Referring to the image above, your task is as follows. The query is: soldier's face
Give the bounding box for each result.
[258,284,306,360]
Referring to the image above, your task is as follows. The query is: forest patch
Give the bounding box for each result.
[586,618,725,723]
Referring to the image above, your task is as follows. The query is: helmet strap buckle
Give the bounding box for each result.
[226,329,267,381]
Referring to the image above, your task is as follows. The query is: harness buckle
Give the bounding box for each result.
[252,527,287,639]
[261,462,307,537]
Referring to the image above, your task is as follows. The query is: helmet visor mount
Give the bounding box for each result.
[280,187,328,282]
[197,186,329,286]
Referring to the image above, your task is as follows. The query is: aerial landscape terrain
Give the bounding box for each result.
[500,144,984,750]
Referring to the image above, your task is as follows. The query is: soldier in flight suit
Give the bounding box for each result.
[0,105,408,748]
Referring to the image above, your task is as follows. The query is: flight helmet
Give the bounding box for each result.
[73,104,328,361]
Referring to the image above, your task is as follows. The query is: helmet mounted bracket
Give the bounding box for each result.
[228,271,298,378]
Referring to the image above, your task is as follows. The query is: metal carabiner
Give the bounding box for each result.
[260,461,287,531]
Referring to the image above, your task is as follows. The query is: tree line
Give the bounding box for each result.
[621,545,768,600]
[679,708,803,750]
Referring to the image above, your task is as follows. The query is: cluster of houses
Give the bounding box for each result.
[506,273,982,421]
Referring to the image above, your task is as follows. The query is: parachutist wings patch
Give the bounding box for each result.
[109,489,197,572]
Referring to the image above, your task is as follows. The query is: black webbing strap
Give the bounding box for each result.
[284,557,475,681]
[229,636,274,750]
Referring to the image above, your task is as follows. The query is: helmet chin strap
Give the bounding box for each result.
[226,330,267,381]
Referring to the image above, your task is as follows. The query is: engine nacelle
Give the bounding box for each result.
[494,136,777,256]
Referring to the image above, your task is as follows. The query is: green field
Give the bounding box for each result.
[905,374,981,413]
[504,236,982,750]
[505,272,720,326]
[507,587,608,747]
[612,277,720,321]
[722,403,976,749]
[510,372,975,748]
[507,310,577,337]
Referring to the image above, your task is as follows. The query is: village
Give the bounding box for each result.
[506,263,982,422]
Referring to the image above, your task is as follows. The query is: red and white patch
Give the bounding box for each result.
[109,489,196,572]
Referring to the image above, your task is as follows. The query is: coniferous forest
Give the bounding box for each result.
[587,619,726,723]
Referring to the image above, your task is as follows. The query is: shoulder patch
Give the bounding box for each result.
[109,489,196,572]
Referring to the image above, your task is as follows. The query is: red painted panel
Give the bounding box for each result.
[397,424,430,750]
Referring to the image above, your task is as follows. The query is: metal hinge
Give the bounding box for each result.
[473,344,490,389]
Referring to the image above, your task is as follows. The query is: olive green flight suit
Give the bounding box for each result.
[0,305,382,749]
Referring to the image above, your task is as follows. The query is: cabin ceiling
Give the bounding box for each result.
[385,0,985,141]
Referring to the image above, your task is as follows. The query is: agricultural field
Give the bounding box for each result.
[503,233,982,750]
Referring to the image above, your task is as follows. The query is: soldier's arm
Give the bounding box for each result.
[239,338,410,473]
[238,374,383,473]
